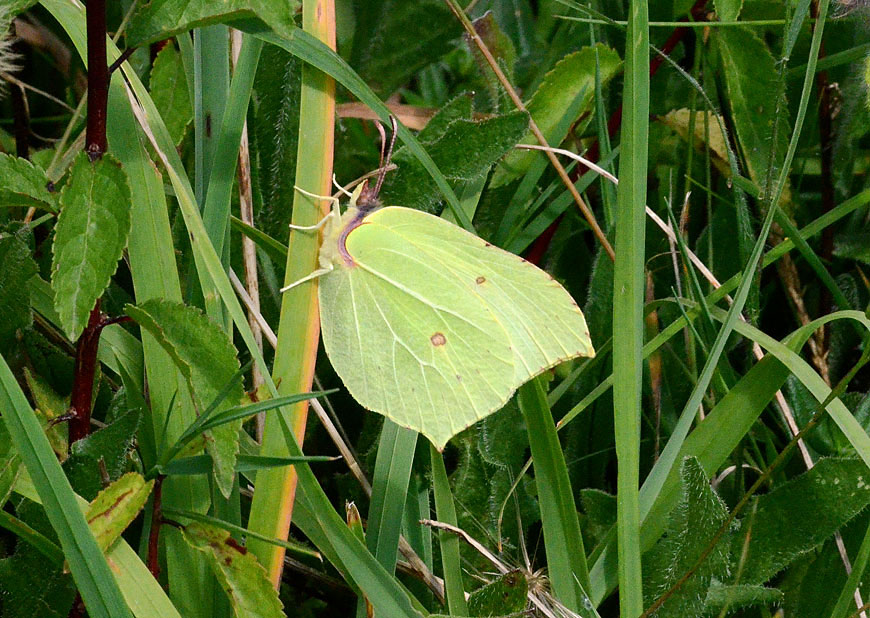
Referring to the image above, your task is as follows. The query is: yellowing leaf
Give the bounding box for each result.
[660,109,731,176]
[181,521,284,618]
[86,472,154,553]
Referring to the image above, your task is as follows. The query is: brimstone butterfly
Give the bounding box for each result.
[284,120,594,449]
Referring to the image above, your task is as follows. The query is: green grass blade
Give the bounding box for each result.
[358,423,417,615]
[430,442,467,615]
[0,356,132,618]
[517,378,594,614]
[246,26,472,231]
[611,0,648,613]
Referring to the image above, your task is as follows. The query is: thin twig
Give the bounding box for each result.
[443,0,614,260]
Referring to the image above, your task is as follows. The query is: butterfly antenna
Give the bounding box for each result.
[372,116,398,198]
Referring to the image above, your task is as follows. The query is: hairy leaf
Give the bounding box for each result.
[736,457,870,585]
[467,570,528,617]
[643,457,731,617]
[150,44,192,147]
[126,300,243,497]
[704,583,782,614]
[382,110,529,213]
[491,44,622,187]
[51,153,132,340]
[63,408,141,500]
[181,521,284,618]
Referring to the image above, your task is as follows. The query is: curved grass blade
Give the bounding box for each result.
[0,356,132,618]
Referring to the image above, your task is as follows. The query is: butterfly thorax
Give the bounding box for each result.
[319,182,381,269]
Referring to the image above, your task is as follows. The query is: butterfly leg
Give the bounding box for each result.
[279,263,334,293]
[290,186,342,231]
[332,174,354,199]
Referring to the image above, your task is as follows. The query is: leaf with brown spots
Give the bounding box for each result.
[181,521,284,618]
[85,472,154,553]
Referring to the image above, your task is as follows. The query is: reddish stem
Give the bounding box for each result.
[68,303,108,443]
[85,0,108,159]
[147,475,165,579]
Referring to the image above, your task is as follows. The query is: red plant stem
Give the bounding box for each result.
[85,0,108,159]
[68,302,104,443]
[147,475,165,579]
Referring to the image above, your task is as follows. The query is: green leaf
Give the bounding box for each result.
[181,521,284,618]
[714,27,792,205]
[126,0,300,47]
[22,367,69,461]
[0,499,77,618]
[85,472,154,554]
[491,44,622,187]
[467,570,528,617]
[382,110,529,213]
[0,152,57,211]
[714,0,743,21]
[0,233,37,343]
[580,488,617,548]
[350,0,461,97]
[736,457,870,585]
[0,422,21,509]
[643,457,730,617]
[0,355,132,617]
[150,44,193,147]
[125,300,244,498]
[63,408,141,501]
[704,583,782,614]
[248,43,301,241]
[51,152,132,340]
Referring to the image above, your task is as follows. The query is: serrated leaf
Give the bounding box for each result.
[715,27,792,206]
[84,472,153,554]
[23,367,69,461]
[467,12,517,112]
[150,44,192,147]
[643,457,730,617]
[381,110,529,213]
[0,233,37,342]
[181,521,284,618]
[126,0,299,47]
[51,152,131,340]
[704,583,782,614]
[714,0,743,21]
[0,152,57,210]
[63,408,141,500]
[491,45,622,187]
[350,0,462,97]
[736,457,870,585]
[467,570,528,617]
[125,300,243,497]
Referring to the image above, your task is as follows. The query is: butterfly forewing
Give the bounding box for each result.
[318,219,516,449]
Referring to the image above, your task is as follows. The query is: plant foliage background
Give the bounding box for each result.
[1,0,870,617]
